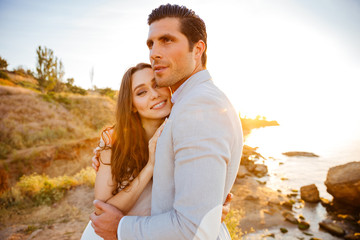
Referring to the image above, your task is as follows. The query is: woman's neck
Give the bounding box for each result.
[142,118,164,141]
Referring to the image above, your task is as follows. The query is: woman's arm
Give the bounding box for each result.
[104,163,153,215]
[94,149,154,215]
[94,121,165,215]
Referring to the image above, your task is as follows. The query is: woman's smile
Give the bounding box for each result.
[151,100,167,110]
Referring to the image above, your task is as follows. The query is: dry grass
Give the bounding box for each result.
[0,87,83,154]
[0,84,116,239]
[0,78,16,87]
[5,72,38,85]
[1,72,39,92]
[0,85,115,200]
[0,184,94,240]
[0,86,115,159]
[65,94,116,131]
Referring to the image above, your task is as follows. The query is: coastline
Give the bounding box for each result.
[235,122,360,240]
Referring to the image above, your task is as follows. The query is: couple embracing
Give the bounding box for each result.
[81,4,243,240]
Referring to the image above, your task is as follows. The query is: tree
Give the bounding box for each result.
[53,59,65,92]
[0,56,8,70]
[35,46,65,92]
[67,78,74,86]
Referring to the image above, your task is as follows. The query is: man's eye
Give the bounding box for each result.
[163,38,171,43]
[147,41,153,49]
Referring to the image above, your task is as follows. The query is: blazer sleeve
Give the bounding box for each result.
[119,99,235,240]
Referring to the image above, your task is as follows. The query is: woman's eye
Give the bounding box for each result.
[137,91,146,96]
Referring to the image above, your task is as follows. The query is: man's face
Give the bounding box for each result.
[147,18,197,91]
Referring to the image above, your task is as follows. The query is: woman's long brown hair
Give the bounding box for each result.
[100,63,152,194]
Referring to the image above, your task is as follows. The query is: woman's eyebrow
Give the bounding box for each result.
[133,84,145,92]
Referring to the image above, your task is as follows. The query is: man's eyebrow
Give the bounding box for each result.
[159,34,176,40]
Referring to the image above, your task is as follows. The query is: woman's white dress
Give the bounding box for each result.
[80,180,152,239]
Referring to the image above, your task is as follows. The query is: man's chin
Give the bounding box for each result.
[155,77,168,87]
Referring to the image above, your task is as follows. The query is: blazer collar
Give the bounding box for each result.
[171,70,211,104]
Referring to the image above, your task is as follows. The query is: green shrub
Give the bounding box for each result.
[69,85,87,95]
[0,71,9,80]
[55,95,71,106]
[13,67,27,77]
[41,92,72,106]
[0,142,12,159]
[10,126,72,149]
[18,81,39,91]
[41,93,53,102]
[96,87,117,99]
[0,167,95,207]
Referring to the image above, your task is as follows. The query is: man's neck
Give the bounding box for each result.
[171,65,205,93]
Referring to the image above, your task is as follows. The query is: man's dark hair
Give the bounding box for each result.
[148,4,207,67]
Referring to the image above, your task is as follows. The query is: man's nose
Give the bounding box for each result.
[150,43,161,61]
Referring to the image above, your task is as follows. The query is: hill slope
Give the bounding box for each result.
[0,85,116,187]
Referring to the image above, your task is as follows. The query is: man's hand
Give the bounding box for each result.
[90,200,124,240]
[221,193,233,222]
[92,146,101,171]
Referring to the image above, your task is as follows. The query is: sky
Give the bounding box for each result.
[1,0,360,128]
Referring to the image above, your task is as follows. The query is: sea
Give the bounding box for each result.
[242,118,360,239]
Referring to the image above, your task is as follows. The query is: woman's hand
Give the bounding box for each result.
[221,193,233,222]
[92,146,101,172]
[148,119,167,167]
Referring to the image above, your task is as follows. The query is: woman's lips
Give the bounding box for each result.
[151,100,167,109]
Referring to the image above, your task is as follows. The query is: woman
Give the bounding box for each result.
[81,63,231,239]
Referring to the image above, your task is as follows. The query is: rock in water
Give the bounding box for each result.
[282,151,319,157]
[282,211,298,224]
[298,220,310,230]
[325,161,360,207]
[344,233,360,240]
[300,184,320,203]
[237,165,249,178]
[253,164,268,178]
[319,221,345,236]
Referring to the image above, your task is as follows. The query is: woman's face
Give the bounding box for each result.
[132,68,172,121]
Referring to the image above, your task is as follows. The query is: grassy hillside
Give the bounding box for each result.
[0,85,116,191]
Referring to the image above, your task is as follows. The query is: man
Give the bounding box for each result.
[91,4,243,239]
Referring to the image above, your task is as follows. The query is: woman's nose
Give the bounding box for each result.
[150,89,160,99]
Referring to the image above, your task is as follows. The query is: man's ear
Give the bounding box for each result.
[194,40,206,61]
